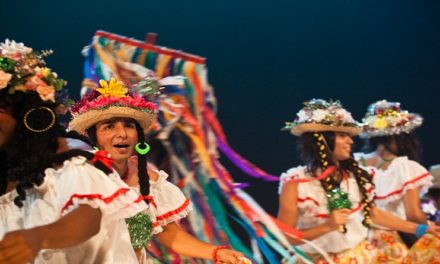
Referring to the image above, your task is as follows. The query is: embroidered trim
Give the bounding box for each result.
[375,172,431,200]
[156,199,191,221]
[61,188,143,213]
[298,197,320,206]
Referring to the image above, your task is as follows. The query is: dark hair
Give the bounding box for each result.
[365,132,421,162]
[298,131,335,174]
[86,121,151,205]
[0,90,109,207]
[298,131,375,228]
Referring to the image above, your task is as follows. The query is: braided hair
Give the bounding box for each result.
[0,90,112,207]
[298,131,375,228]
[86,121,151,205]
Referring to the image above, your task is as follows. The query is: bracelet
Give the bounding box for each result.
[415,224,429,238]
[212,245,228,263]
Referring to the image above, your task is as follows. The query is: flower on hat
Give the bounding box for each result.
[0,39,33,60]
[0,70,12,89]
[361,100,423,138]
[282,99,360,136]
[70,78,157,117]
[373,117,388,129]
[0,39,68,104]
[36,85,56,102]
[97,78,127,97]
[286,99,356,128]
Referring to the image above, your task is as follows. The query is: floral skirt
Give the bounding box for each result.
[369,229,410,263]
[406,233,440,264]
[298,240,381,264]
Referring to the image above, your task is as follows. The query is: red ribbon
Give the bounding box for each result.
[91,150,114,171]
[282,166,337,184]
[144,195,157,208]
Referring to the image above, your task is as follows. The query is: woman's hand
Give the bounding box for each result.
[326,209,350,230]
[215,248,251,263]
[0,229,43,264]
[427,224,440,237]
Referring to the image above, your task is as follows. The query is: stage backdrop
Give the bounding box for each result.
[2,0,439,214]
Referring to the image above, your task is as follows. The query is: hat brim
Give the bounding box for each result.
[360,114,423,138]
[69,106,155,136]
[290,123,361,136]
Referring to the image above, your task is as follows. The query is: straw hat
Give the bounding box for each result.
[360,100,423,138]
[69,78,157,135]
[282,99,361,136]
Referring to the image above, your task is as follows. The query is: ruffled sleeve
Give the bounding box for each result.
[374,156,433,203]
[279,166,307,193]
[279,166,329,219]
[146,170,192,234]
[40,155,147,219]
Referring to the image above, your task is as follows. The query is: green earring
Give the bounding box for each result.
[93,146,100,151]
[135,142,151,155]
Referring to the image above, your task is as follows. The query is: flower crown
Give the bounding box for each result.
[361,99,423,138]
[283,99,358,130]
[70,78,158,117]
[0,39,68,104]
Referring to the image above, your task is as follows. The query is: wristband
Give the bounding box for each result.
[415,224,428,238]
[212,245,228,263]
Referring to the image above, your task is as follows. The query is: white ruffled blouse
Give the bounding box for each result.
[129,170,192,264]
[279,166,375,254]
[0,155,147,264]
[142,170,192,234]
[356,154,433,220]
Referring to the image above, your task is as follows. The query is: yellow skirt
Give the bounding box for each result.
[298,240,381,264]
[406,233,440,264]
[369,229,409,263]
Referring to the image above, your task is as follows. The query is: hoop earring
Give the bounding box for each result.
[23,107,56,133]
[135,142,150,155]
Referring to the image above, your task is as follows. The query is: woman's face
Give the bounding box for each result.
[332,132,353,161]
[0,106,17,150]
[95,117,138,164]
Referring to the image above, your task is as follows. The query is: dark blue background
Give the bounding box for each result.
[2,0,440,214]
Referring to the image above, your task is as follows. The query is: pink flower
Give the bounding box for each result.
[36,85,55,102]
[0,70,12,89]
[76,94,157,114]
[25,75,47,90]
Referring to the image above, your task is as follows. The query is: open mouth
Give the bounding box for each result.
[114,144,130,149]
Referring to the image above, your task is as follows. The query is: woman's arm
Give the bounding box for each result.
[0,205,101,263]
[155,222,245,262]
[403,188,427,224]
[371,206,439,235]
[277,182,349,244]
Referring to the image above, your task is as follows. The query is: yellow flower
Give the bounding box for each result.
[41,67,51,77]
[373,117,388,129]
[97,78,128,97]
